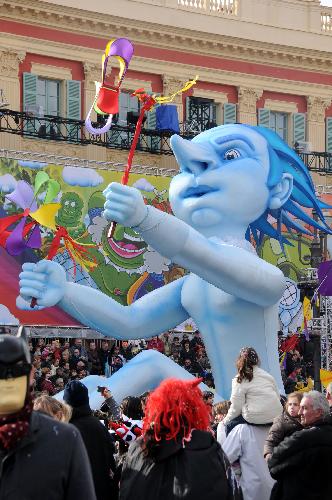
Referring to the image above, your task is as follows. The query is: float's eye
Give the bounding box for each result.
[71,201,76,207]
[224,149,241,161]
[64,200,69,206]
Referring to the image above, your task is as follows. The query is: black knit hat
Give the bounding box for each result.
[63,380,89,408]
[0,326,31,379]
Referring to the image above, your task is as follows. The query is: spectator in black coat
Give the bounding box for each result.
[0,327,96,500]
[98,340,112,375]
[180,341,196,364]
[268,391,332,500]
[183,358,204,377]
[190,331,204,352]
[120,341,133,361]
[64,380,117,500]
[87,341,103,375]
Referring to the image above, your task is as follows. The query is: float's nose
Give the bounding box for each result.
[170,135,219,176]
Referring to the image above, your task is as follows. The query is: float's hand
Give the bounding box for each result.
[103,182,147,228]
[17,260,67,310]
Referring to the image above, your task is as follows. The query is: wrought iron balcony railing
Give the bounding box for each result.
[1,109,332,172]
[0,109,195,156]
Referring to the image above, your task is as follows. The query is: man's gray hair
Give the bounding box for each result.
[304,390,330,417]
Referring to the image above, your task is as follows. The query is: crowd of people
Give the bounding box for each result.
[278,330,316,394]
[1,327,332,500]
[28,331,215,397]
[27,328,318,399]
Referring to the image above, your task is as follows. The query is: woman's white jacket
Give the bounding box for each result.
[224,366,282,425]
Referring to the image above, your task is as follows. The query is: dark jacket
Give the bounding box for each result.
[268,418,332,500]
[87,349,103,375]
[120,430,243,500]
[264,410,302,457]
[0,411,96,500]
[70,405,116,500]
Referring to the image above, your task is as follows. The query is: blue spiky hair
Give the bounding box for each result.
[242,125,332,245]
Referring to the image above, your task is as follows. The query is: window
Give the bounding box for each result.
[23,73,81,141]
[186,96,217,132]
[118,91,140,126]
[36,78,60,117]
[270,111,288,142]
[108,91,144,149]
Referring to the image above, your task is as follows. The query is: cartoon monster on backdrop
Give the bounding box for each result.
[258,233,313,332]
[52,187,171,305]
[17,124,332,407]
[56,191,85,239]
[80,188,170,305]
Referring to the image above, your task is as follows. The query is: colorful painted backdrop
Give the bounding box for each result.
[0,157,331,331]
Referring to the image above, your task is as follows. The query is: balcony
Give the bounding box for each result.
[177,0,238,16]
[0,109,187,156]
[1,109,332,173]
[321,6,332,32]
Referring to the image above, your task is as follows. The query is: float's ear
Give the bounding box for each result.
[268,173,293,210]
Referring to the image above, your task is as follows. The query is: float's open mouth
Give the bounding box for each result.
[183,185,217,198]
[108,231,146,259]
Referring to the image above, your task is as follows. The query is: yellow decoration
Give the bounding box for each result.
[154,75,199,105]
[302,295,312,330]
[297,377,314,392]
[30,203,61,230]
[320,369,332,388]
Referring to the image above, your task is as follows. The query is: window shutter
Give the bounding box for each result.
[66,80,81,119]
[128,93,139,113]
[23,73,38,135]
[223,103,237,124]
[147,107,156,130]
[326,118,332,153]
[186,96,191,122]
[258,108,270,128]
[66,80,81,142]
[293,113,306,144]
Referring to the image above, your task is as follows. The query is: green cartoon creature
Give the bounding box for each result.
[84,191,168,305]
[87,217,148,305]
[56,192,86,239]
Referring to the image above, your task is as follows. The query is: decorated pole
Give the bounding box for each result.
[107,76,199,238]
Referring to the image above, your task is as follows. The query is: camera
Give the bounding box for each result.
[97,386,107,393]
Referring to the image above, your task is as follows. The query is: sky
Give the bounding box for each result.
[322,0,332,6]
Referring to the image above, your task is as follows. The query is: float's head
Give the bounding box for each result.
[169,124,331,243]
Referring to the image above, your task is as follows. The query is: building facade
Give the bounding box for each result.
[0,0,332,179]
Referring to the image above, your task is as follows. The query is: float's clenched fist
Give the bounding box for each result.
[17,260,67,310]
[103,182,148,228]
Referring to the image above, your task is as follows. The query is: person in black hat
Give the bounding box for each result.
[0,326,96,500]
[64,380,117,500]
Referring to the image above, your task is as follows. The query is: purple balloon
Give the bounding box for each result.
[107,38,134,65]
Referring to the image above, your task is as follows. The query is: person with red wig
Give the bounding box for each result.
[119,378,242,500]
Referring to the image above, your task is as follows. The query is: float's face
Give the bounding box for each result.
[170,126,271,231]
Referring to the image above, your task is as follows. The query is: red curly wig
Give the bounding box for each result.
[143,378,211,443]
